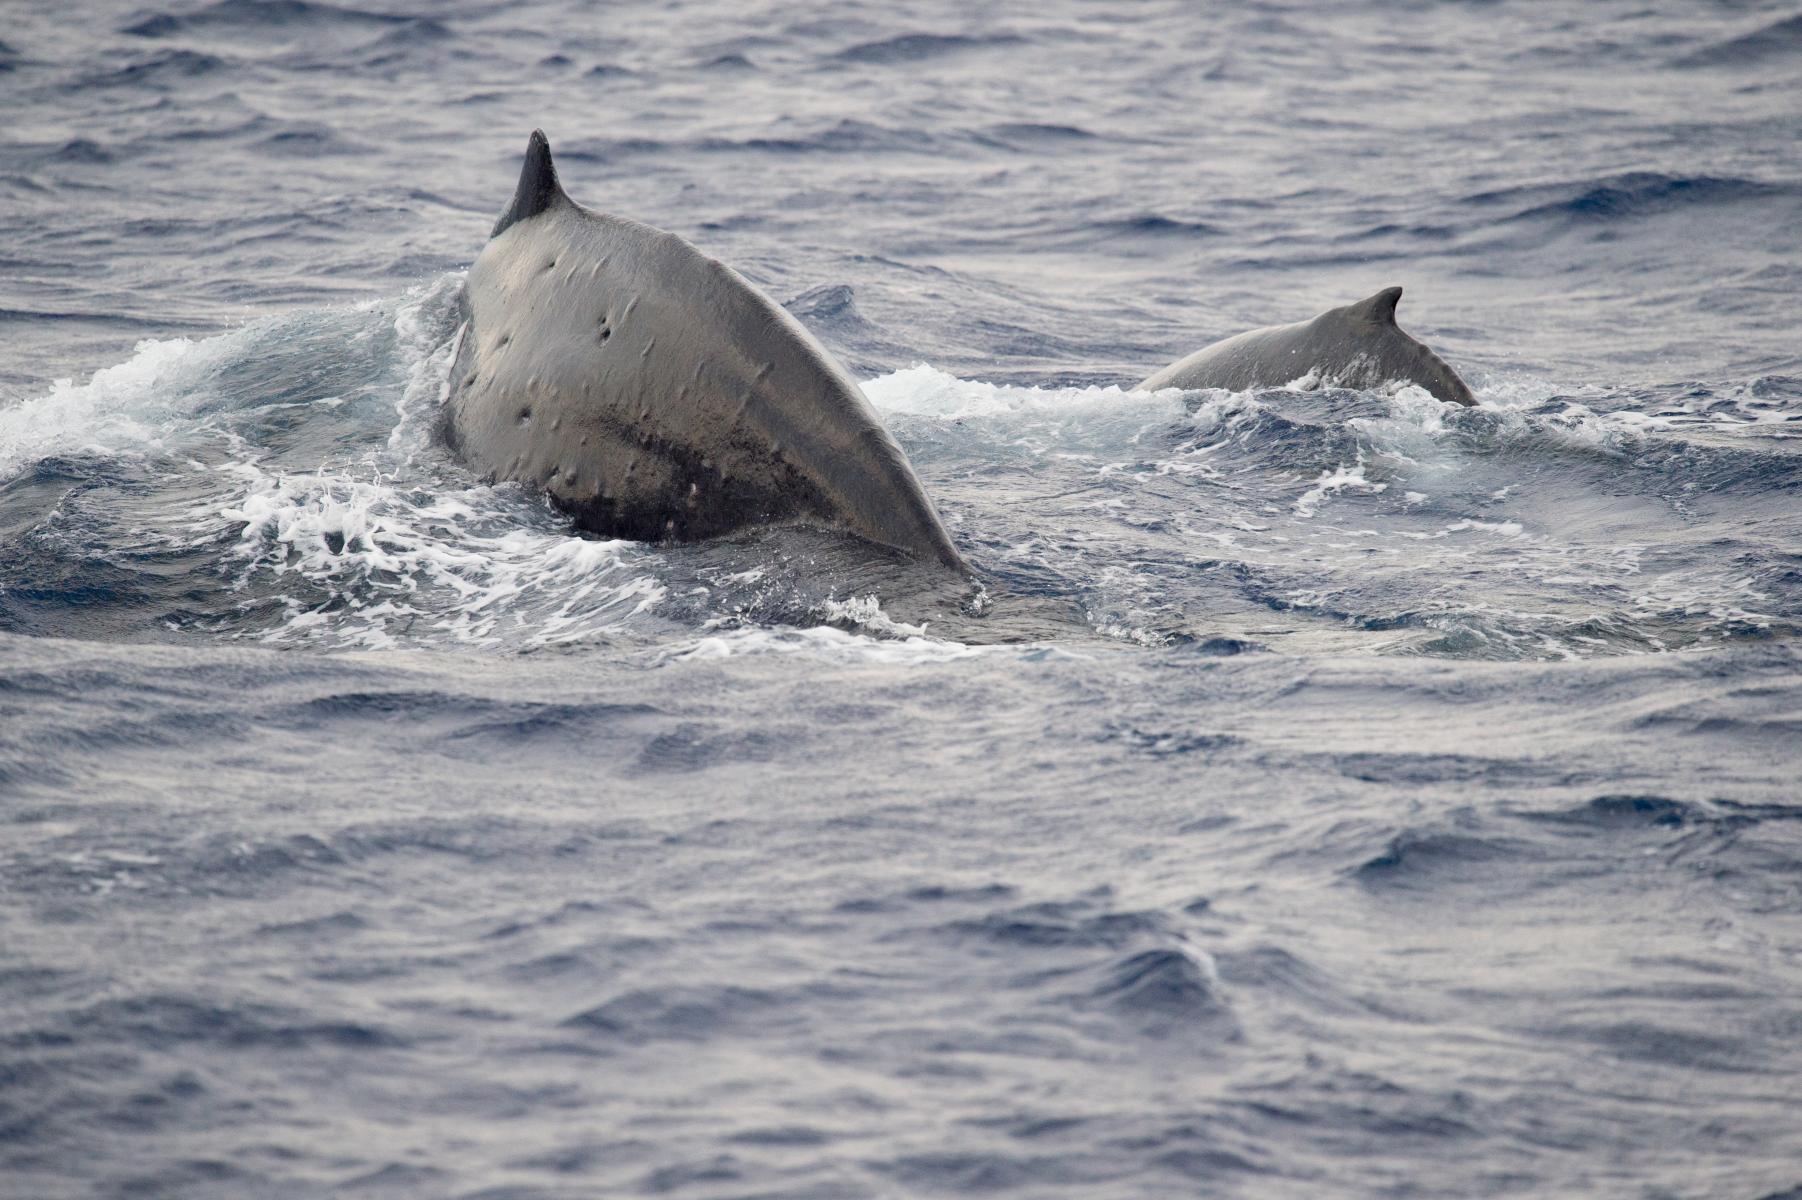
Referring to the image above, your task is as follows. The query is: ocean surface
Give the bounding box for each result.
[4,1,1802,1196]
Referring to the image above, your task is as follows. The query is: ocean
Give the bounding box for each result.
[3,1,1801,1196]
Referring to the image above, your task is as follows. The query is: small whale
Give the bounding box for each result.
[1140,287,1475,406]
[443,131,965,570]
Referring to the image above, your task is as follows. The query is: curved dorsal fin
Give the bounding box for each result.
[491,129,567,238]
[1344,285,1403,325]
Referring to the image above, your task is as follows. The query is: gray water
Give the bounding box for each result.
[3,2,1801,1197]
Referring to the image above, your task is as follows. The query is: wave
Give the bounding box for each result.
[1072,215,1227,245]
[82,49,228,87]
[559,119,955,161]
[42,138,114,165]
[1466,172,1794,224]
[119,0,455,75]
[123,0,415,39]
[831,33,1025,65]
[1671,13,1802,68]
[983,122,1099,145]
[563,984,787,1041]
[1078,947,1238,1036]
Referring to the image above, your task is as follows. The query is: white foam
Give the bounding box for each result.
[665,624,983,665]
[862,364,1178,424]
[1440,518,1525,538]
[1134,393,1270,481]
[210,465,666,649]
[387,273,467,463]
[124,277,678,651]
[818,594,931,639]
[0,336,207,478]
[1294,462,1387,516]
[1469,372,1599,411]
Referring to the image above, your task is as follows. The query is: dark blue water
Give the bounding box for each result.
[4,2,1802,1197]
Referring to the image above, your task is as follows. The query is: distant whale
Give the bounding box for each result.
[1140,287,1475,406]
[443,131,965,570]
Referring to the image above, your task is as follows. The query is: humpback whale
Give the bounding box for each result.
[1140,288,1475,406]
[444,131,965,570]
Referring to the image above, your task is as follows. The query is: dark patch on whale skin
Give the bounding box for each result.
[1140,287,1476,407]
[557,449,832,545]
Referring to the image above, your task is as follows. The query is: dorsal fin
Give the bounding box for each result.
[491,129,567,238]
[1344,286,1403,325]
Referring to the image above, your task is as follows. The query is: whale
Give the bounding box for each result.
[442,131,965,570]
[1139,288,1475,406]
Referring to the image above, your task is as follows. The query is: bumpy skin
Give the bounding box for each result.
[1139,287,1475,406]
[445,131,965,570]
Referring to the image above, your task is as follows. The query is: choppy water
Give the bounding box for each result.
[4,2,1802,1197]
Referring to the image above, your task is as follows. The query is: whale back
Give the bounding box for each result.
[447,132,964,569]
[1139,287,1475,406]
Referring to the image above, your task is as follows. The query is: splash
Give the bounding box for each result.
[3,290,1797,661]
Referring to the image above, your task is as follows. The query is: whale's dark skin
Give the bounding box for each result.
[1140,288,1476,406]
[444,131,965,570]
